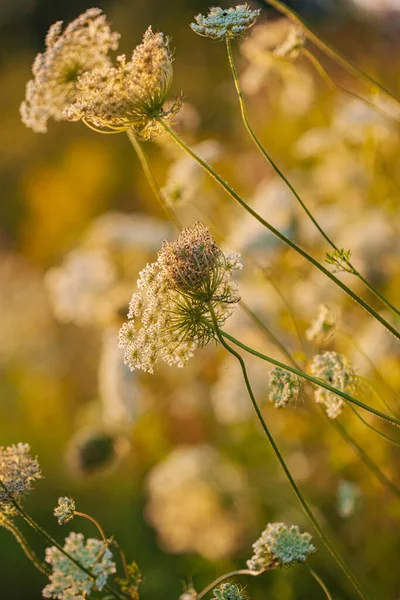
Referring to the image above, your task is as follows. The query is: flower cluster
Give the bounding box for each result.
[213,583,245,600]
[306,304,338,345]
[21,8,120,133]
[337,479,361,518]
[119,222,242,373]
[0,444,42,512]
[310,351,356,419]
[269,367,302,408]
[43,532,116,600]
[273,26,306,59]
[65,26,180,138]
[247,522,315,572]
[190,5,260,41]
[54,497,76,525]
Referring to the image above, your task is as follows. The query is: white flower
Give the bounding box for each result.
[306,304,338,345]
[54,497,76,526]
[269,367,302,408]
[273,26,305,59]
[0,443,42,512]
[191,4,260,41]
[310,351,356,419]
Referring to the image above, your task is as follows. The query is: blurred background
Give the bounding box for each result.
[1,0,400,598]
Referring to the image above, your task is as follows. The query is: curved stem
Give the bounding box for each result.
[207,305,369,600]
[158,118,400,341]
[0,517,51,575]
[197,569,263,600]
[306,564,334,600]
[258,0,400,104]
[74,511,108,543]
[347,402,400,447]
[226,37,400,319]
[126,130,182,229]
[357,375,398,417]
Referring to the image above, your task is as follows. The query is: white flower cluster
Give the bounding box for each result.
[310,351,356,419]
[43,532,116,600]
[0,443,42,512]
[213,583,245,600]
[273,26,306,59]
[54,497,76,526]
[269,367,302,408]
[306,304,338,345]
[119,222,242,373]
[21,8,120,133]
[247,522,315,572]
[191,4,260,41]
[65,26,180,138]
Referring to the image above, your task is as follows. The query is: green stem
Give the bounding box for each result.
[207,305,369,600]
[226,36,400,319]
[357,375,398,417]
[306,564,334,600]
[0,517,50,575]
[126,130,182,229]
[74,511,108,543]
[157,117,400,341]
[197,569,263,600]
[258,0,400,103]
[220,329,400,427]
[348,402,400,446]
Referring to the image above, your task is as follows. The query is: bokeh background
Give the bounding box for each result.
[1,1,400,598]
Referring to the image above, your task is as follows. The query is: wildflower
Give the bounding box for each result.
[247,522,315,572]
[65,429,128,478]
[273,26,306,59]
[310,351,356,419]
[213,582,245,600]
[337,480,361,518]
[325,248,354,274]
[119,222,242,373]
[65,27,181,139]
[269,367,302,408]
[43,532,116,600]
[190,5,261,41]
[179,584,197,600]
[54,497,76,526]
[21,8,120,133]
[306,305,338,345]
[0,443,42,512]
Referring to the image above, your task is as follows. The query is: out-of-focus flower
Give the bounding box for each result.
[333,97,399,145]
[247,522,315,571]
[337,479,361,518]
[306,304,338,345]
[179,584,197,600]
[213,583,246,600]
[190,5,260,41]
[0,443,42,512]
[146,445,251,560]
[43,532,116,600]
[119,222,242,373]
[65,429,129,478]
[273,26,306,59]
[54,497,76,526]
[269,367,302,408]
[65,27,180,139]
[21,8,120,133]
[310,351,356,419]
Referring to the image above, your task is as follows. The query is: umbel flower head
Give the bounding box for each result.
[269,367,302,408]
[273,26,306,59]
[54,497,76,526]
[247,522,315,572]
[306,304,337,345]
[43,532,116,600]
[213,582,246,600]
[65,26,181,139]
[21,8,120,133]
[190,5,261,41]
[310,351,356,419]
[119,222,242,373]
[0,443,42,512]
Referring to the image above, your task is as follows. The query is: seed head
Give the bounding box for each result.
[310,351,356,419]
[306,304,338,345]
[190,5,261,41]
[21,8,120,133]
[269,367,302,408]
[0,443,42,512]
[54,497,76,525]
[247,522,315,572]
[213,583,246,600]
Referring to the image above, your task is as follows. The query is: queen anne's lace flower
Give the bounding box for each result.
[310,351,356,419]
[273,26,306,59]
[306,304,338,345]
[54,497,76,526]
[43,532,116,600]
[119,222,242,373]
[247,522,315,572]
[21,8,120,133]
[65,26,181,139]
[190,5,261,41]
[213,583,245,600]
[0,444,42,512]
[269,367,302,408]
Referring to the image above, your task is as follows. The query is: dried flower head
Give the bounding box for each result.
[21,8,120,133]
[119,222,242,373]
[54,497,76,526]
[213,583,246,600]
[306,304,338,345]
[65,26,181,139]
[310,351,356,419]
[190,5,260,41]
[43,532,116,600]
[247,522,315,572]
[269,367,302,408]
[273,26,306,59]
[0,443,42,512]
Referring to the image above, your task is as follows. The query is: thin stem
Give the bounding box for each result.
[220,330,400,427]
[358,375,398,417]
[226,36,400,319]
[0,517,51,575]
[306,564,334,600]
[158,117,400,341]
[207,305,369,600]
[346,402,400,447]
[258,0,400,104]
[197,569,263,600]
[74,511,108,543]
[126,130,182,229]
